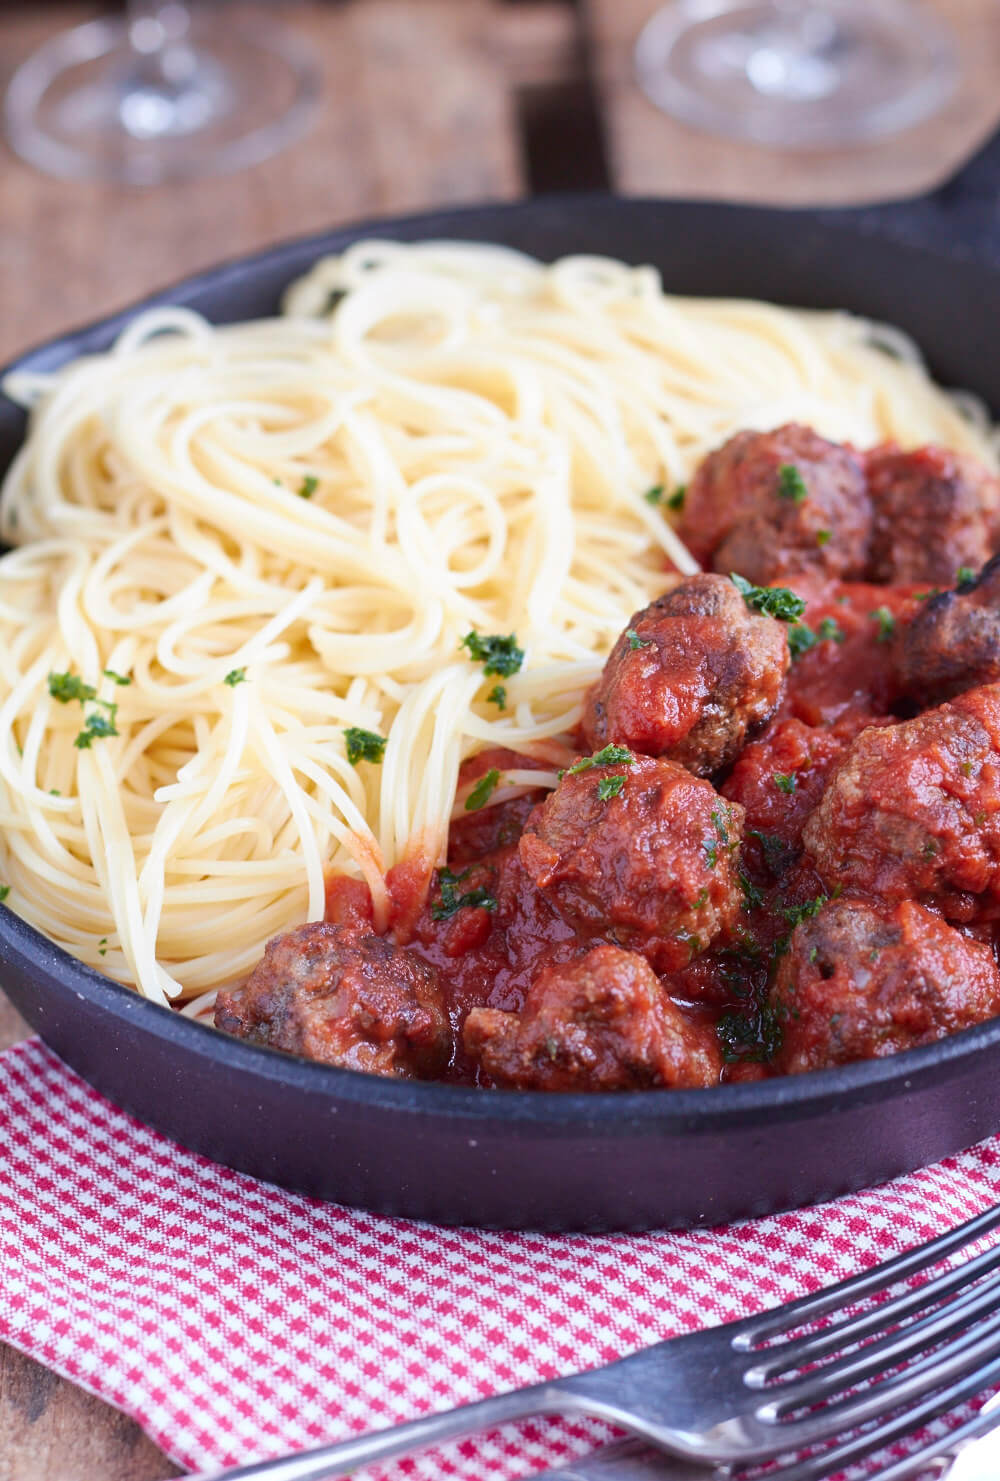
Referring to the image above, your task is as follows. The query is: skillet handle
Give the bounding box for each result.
[818,123,1000,266]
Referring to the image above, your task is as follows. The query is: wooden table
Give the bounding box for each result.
[0,1,998,1475]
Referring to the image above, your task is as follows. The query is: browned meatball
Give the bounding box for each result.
[678,424,870,584]
[866,444,1000,585]
[581,573,789,776]
[215,923,451,1077]
[802,686,1000,920]
[771,896,1000,1074]
[895,554,1000,704]
[464,944,721,1090]
[518,755,744,971]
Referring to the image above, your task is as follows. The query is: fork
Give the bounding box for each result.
[189,1201,1000,1481]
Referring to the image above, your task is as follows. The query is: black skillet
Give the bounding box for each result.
[4,134,1000,1232]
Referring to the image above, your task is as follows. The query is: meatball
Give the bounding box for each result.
[895,554,1000,704]
[215,923,451,1078]
[802,687,1000,920]
[518,755,744,971]
[582,573,789,775]
[678,424,870,584]
[771,896,1000,1074]
[866,444,1000,586]
[464,944,721,1090]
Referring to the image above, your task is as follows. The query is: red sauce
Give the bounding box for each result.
[323,581,933,1085]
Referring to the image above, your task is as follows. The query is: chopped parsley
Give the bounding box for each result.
[666,485,687,512]
[643,484,664,504]
[564,744,634,777]
[787,623,818,660]
[626,628,652,650]
[597,774,626,802]
[956,566,976,587]
[49,671,120,747]
[102,669,132,686]
[298,474,319,499]
[705,807,735,869]
[923,839,940,859]
[782,894,828,928]
[816,529,832,547]
[0,885,9,904]
[460,631,524,678]
[730,573,806,623]
[738,867,764,911]
[48,672,96,705]
[961,760,975,778]
[871,606,896,642]
[431,867,497,921]
[344,727,387,766]
[717,1004,782,1064]
[817,617,845,643]
[748,829,795,876]
[914,588,942,602]
[98,938,108,956]
[74,712,119,749]
[486,684,506,709]
[777,464,809,504]
[465,768,500,811]
[223,668,248,687]
[773,772,797,794]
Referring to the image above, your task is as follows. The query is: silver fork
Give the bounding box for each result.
[189,1201,1000,1481]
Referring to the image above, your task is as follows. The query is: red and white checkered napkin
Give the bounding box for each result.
[1,1036,998,1481]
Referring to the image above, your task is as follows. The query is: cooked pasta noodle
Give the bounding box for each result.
[0,240,995,1005]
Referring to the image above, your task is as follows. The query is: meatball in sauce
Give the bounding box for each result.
[218,423,1000,1090]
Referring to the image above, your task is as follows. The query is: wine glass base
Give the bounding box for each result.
[635,0,957,148]
[4,12,322,185]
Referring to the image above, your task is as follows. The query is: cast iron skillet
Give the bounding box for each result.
[4,135,1000,1232]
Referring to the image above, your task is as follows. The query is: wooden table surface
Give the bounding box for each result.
[1,1,998,1475]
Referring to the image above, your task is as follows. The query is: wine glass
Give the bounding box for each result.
[634,0,958,149]
[4,0,322,185]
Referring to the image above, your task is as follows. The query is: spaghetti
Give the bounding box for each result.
[0,240,994,1006]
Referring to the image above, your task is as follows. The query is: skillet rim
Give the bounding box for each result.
[3,189,1000,1132]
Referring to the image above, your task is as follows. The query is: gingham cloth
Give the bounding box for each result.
[1,1036,998,1480]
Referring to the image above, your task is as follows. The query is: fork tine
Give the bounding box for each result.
[759,1349,1000,1481]
[763,1305,1000,1452]
[755,1268,1000,1409]
[746,1240,1000,1382]
[735,1203,1000,1351]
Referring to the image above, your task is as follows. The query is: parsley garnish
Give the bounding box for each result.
[738,867,764,910]
[730,573,806,623]
[871,606,896,642]
[431,867,498,920]
[704,807,735,869]
[787,623,818,660]
[666,485,687,512]
[224,668,247,687]
[299,474,319,499]
[626,628,652,650]
[98,938,108,956]
[782,894,828,927]
[0,885,9,904]
[597,774,626,802]
[460,631,524,678]
[778,464,809,504]
[748,828,794,876]
[48,673,96,704]
[817,617,844,643]
[102,669,132,686]
[74,712,118,749]
[773,772,797,794]
[486,684,506,709]
[717,1004,782,1063]
[956,566,976,587]
[465,768,500,811]
[816,529,832,547]
[643,484,664,504]
[564,744,634,777]
[344,727,387,766]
